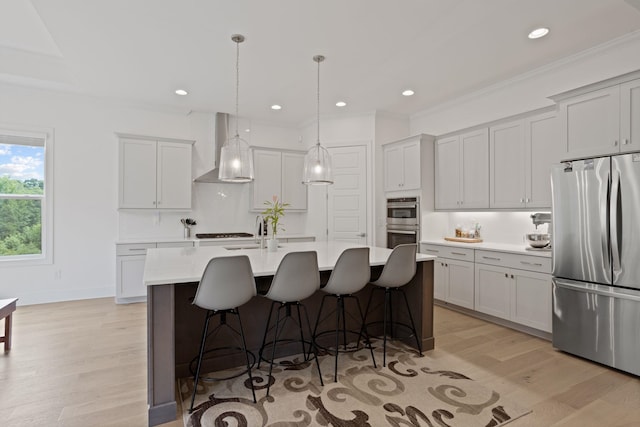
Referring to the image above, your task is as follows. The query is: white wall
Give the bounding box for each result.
[0,84,191,305]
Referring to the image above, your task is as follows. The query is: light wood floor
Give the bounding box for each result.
[1,298,638,426]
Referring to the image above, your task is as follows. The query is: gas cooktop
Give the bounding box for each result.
[195,232,254,239]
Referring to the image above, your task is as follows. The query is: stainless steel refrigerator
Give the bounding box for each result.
[551,153,640,376]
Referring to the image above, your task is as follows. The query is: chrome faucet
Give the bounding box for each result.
[255,215,265,249]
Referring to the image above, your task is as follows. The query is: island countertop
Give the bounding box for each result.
[143,240,436,286]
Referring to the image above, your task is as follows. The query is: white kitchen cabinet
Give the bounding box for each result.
[475,249,552,333]
[383,137,421,191]
[422,244,474,309]
[118,134,194,210]
[551,73,640,159]
[116,241,193,303]
[435,128,489,210]
[489,112,560,209]
[251,148,307,211]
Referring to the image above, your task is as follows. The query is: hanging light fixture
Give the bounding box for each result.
[303,55,333,185]
[219,34,254,183]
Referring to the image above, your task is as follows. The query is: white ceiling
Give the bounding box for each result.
[2,0,640,126]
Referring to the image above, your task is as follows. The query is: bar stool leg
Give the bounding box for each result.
[354,295,377,369]
[189,312,212,413]
[333,297,341,382]
[300,304,324,387]
[266,304,284,397]
[382,288,392,367]
[294,304,307,359]
[399,289,422,355]
[258,301,277,369]
[236,308,257,403]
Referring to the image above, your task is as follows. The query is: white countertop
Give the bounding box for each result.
[117,233,315,245]
[421,239,552,258]
[143,241,436,286]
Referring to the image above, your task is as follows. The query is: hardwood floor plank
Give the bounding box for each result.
[1,299,637,427]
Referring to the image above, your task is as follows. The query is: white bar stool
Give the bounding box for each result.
[189,255,257,413]
[258,251,324,396]
[312,247,377,382]
[361,244,422,366]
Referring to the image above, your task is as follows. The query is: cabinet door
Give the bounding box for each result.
[475,263,511,320]
[511,270,552,332]
[117,255,147,299]
[525,112,560,208]
[620,78,640,153]
[435,136,460,209]
[433,260,447,301]
[460,128,489,209]
[119,139,157,208]
[252,150,282,211]
[156,142,192,209]
[402,140,421,190]
[281,152,307,210]
[490,121,526,208]
[561,85,620,158]
[446,259,474,309]
[384,144,404,191]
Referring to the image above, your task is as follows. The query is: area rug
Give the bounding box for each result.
[178,340,531,427]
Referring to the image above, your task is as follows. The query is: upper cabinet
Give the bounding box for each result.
[435,128,489,210]
[383,137,421,191]
[118,134,194,210]
[251,148,307,212]
[489,111,560,209]
[551,71,640,159]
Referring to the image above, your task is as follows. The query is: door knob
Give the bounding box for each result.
[357,233,366,237]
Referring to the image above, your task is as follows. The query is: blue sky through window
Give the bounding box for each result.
[0,143,44,181]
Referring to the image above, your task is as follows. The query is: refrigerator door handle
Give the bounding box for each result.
[554,279,640,303]
[610,169,622,276]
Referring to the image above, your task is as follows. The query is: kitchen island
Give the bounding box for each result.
[143,241,436,426]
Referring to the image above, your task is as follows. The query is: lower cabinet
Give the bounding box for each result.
[435,259,475,309]
[475,260,552,333]
[116,241,193,304]
[422,242,552,334]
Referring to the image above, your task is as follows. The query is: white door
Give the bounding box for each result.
[119,139,157,208]
[435,136,461,209]
[157,141,192,209]
[460,128,489,209]
[328,146,367,244]
[490,120,525,208]
[446,259,475,309]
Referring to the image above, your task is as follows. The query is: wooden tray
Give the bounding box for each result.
[444,237,483,243]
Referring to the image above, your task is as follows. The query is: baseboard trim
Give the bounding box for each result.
[16,287,114,306]
[148,401,177,427]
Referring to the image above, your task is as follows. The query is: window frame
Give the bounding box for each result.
[0,125,54,266]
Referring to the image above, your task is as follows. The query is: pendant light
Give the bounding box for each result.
[303,55,333,185]
[219,34,254,182]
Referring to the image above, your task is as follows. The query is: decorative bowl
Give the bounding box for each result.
[525,233,551,248]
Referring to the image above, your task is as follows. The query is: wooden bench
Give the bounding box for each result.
[0,298,18,352]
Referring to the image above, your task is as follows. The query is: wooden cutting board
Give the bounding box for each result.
[444,237,483,243]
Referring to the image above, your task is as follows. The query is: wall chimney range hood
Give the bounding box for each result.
[194,113,247,184]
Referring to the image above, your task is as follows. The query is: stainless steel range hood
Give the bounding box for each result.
[194,112,236,183]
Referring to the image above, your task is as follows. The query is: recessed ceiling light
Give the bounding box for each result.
[245,128,251,133]
[271,104,282,110]
[175,89,188,96]
[402,89,415,97]
[528,27,549,39]
[335,101,347,107]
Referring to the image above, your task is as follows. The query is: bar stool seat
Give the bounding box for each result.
[258,251,324,396]
[188,255,257,413]
[361,244,422,367]
[312,247,377,382]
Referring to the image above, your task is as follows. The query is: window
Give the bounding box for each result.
[0,127,53,264]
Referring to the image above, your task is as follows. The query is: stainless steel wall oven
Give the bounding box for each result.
[386,197,419,248]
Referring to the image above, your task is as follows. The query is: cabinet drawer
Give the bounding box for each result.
[475,250,551,273]
[157,241,194,248]
[116,243,156,255]
[421,244,474,261]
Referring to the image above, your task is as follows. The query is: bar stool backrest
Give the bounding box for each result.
[265,251,320,302]
[373,244,417,288]
[323,247,371,295]
[193,255,257,311]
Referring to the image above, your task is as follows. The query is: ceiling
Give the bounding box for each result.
[2,0,640,127]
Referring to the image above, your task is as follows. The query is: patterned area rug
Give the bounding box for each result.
[179,340,531,427]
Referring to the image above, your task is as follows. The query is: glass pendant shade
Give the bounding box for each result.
[218,134,254,182]
[303,143,333,185]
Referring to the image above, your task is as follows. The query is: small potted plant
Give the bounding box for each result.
[262,195,289,251]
